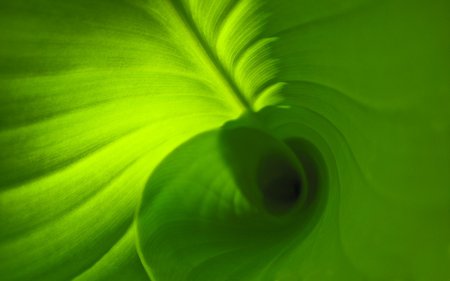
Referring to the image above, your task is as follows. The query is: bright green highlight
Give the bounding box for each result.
[0,0,449,280]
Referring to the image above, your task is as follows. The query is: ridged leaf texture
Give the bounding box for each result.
[0,0,449,280]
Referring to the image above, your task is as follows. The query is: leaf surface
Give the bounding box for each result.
[1,0,449,280]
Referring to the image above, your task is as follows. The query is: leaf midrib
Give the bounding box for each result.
[168,0,254,113]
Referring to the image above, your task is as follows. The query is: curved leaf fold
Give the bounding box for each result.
[1,0,449,280]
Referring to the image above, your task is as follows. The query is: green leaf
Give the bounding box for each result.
[136,121,332,280]
[1,0,449,281]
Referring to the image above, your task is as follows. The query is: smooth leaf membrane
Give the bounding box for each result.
[263,0,450,279]
[1,0,449,280]
[136,122,330,281]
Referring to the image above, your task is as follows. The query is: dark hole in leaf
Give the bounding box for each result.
[257,152,303,215]
[284,138,328,217]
